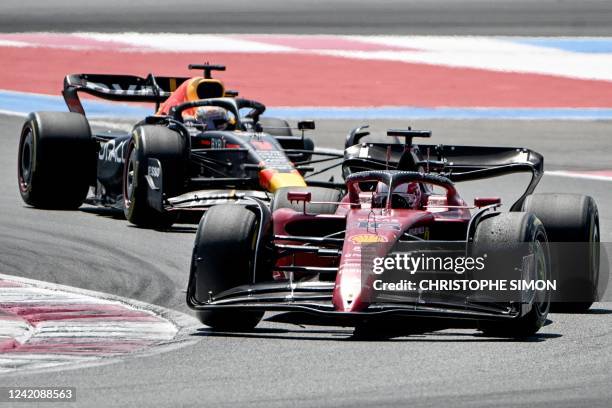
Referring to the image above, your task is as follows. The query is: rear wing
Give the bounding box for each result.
[343,142,544,211]
[62,73,190,114]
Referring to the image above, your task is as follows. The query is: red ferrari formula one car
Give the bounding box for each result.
[186,128,600,338]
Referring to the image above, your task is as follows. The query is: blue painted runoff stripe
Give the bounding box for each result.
[2,90,612,120]
[510,37,612,54]
[0,89,152,118]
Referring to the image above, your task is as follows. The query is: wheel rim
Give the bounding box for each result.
[123,145,137,208]
[18,128,34,192]
[533,235,550,316]
[590,216,600,297]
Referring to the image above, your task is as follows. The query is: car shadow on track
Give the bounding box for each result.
[79,207,200,232]
[575,308,612,314]
[80,206,125,220]
[163,225,198,233]
[192,326,562,343]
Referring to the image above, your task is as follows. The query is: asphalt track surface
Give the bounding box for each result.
[2,0,612,36]
[2,1,612,406]
[1,112,611,407]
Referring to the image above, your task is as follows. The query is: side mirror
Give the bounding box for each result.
[287,191,312,203]
[297,120,315,130]
[474,197,501,208]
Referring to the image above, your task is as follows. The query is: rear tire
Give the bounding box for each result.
[18,112,94,209]
[522,193,599,312]
[191,205,265,331]
[259,117,292,136]
[474,212,551,337]
[272,186,341,214]
[259,117,315,163]
[123,125,186,229]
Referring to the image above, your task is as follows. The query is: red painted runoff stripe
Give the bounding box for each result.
[2,46,612,107]
[0,339,18,352]
[2,304,163,323]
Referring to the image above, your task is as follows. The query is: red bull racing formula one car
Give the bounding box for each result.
[17,64,342,228]
[187,128,600,338]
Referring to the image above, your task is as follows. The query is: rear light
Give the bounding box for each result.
[474,197,501,207]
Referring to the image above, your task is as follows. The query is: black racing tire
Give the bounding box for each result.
[299,136,315,164]
[259,117,292,136]
[192,205,265,331]
[474,212,551,337]
[522,193,600,312]
[123,125,186,229]
[259,117,316,163]
[272,186,342,214]
[18,112,94,209]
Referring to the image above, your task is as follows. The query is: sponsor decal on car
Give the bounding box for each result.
[406,226,429,238]
[89,81,157,96]
[148,164,160,178]
[98,139,127,163]
[350,234,388,243]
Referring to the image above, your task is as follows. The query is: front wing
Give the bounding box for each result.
[186,281,529,327]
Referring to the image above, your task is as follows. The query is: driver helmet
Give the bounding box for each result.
[372,182,421,209]
[194,106,231,131]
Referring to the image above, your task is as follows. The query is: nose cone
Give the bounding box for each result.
[333,274,368,312]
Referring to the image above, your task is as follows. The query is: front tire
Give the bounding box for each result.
[191,205,266,331]
[18,112,94,209]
